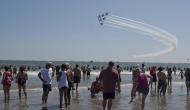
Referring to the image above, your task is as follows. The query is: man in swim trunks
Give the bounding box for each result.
[38,62,54,106]
[99,61,119,110]
[185,68,190,95]
[157,67,167,96]
[73,64,81,91]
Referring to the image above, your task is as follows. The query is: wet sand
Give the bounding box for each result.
[0,81,190,110]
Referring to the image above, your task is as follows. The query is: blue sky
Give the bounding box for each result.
[0,0,189,63]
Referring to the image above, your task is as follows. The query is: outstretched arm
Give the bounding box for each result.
[147,75,153,86]
[38,72,44,82]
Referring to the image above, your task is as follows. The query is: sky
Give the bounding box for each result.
[0,0,190,63]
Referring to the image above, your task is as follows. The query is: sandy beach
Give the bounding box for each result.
[0,81,190,110]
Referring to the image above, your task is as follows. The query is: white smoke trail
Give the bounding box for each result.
[102,14,178,58]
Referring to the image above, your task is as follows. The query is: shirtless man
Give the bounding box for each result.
[157,67,167,96]
[99,61,119,110]
[185,68,190,95]
[73,64,81,91]
[66,63,74,104]
[116,65,122,92]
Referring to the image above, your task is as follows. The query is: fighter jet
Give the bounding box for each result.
[97,12,109,26]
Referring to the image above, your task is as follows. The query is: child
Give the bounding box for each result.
[88,77,102,97]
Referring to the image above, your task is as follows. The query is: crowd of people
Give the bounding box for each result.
[1,62,190,110]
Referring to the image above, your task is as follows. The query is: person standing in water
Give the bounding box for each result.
[116,65,122,92]
[86,65,91,79]
[38,62,54,106]
[150,66,157,90]
[1,66,13,103]
[16,66,28,100]
[65,63,74,105]
[157,67,167,96]
[141,64,146,73]
[185,68,190,95]
[73,64,81,91]
[136,68,152,110]
[57,64,68,108]
[129,65,140,104]
[167,68,172,87]
[99,61,119,110]
[179,69,184,79]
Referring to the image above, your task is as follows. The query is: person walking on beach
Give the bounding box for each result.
[38,62,54,106]
[13,66,17,78]
[1,66,13,103]
[0,71,2,78]
[55,65,60,76]
[129,65,140,104]
[66,63,74,105]
[99,61,119,110]
[157,67,167,96]
[184,68,190,95]
[86,65,91,78]
[73,64,81,91]
[136,69,152,110]
[150,66,157,90]
[57,64,68,108]
[167,68,172,87]
[141,64,146,73]
[81,65,86,78]
[16,66,28,100]
[116,65,122,92]
[179,69,184,79]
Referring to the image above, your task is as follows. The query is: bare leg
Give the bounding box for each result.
[23,85,27,99]
[3,85,7,103]
[118,81,121,92]
[108,99,112,110]
[59,88,63,108]
[76,83,78,91]
[102,100,107,110]
[18,85,21,100]
[129,85,136,103]
[154,82,157,90]
[7,86,10,102]
[63,88,68,107]
[187,85,189,95]
[42,92,45,104]
[67,86,71,104]
[141,94,146,110]
[44,91,49,105]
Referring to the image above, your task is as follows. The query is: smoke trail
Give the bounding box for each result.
[102,14,178,58]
